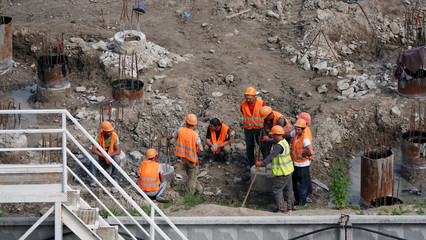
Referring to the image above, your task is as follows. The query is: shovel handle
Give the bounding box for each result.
[242,166,259,208]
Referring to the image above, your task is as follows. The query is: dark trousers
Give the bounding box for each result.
[292,166,310,205]
[272,174,293,211]
[244,128,265,166]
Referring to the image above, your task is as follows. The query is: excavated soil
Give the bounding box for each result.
[0,0,425,217]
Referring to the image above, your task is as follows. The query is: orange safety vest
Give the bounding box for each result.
[210,123,231,154]
[290,132,311,163]
[137,160,160,192]
[271,111,292,132]
[305,126,312,142]
[98,132,118,164]
[175,127,199,162]
[241,99,264,130]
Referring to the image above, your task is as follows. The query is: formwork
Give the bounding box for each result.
[401,131,426,182]
[0,16,13,75]
[360,149,394,207]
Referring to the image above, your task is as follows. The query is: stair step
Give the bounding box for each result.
[66,190,80,209]
[96,226,119,240]
[75,208,99,227]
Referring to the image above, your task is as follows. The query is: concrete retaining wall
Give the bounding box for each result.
[1,215,425,240]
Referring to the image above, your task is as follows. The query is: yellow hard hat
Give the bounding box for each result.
[297,112,311,124]
[270,125,284,135]
[146,149,158,159]
[100,121,114,131]
[294,119,307,128]
[260,106,272,119]
[185,113,198,125]
[245,87,256,95]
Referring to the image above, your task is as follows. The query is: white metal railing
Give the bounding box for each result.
[0,109,188,240]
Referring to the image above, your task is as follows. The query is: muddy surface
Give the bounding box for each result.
[0,0,425,217]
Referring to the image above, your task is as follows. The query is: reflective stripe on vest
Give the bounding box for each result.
[271,140,294,176]
[137,160,160,191]
[290,133,310,162]
[98,132,118,164]
[175,127,199,162]
[241,99,264,130]
[211,123,230,154]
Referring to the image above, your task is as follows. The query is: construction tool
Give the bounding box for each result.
[242,166,259,208]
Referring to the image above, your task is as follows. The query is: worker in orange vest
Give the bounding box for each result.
[259,106,292,156]
[284,119,313,208]
[167,114,204,194]
[137,149,169,203]
[240,87,266,167]
[296,112,313,203]
[204,118,232,165]
[89,121,121,186]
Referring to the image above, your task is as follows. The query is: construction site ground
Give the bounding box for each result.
[0,0,425,217]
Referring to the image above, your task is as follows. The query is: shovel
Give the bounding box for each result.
[242,166,259,208]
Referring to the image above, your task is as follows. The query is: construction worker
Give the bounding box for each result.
[260,106,292,156]
[167,114,204,194]
[205,118,232,165]
[296,112,313,203]
[240,87,266,167]
[284,119,313,208]
[89,121,121,186]
[256,126,294,212]
[137,149,169,203]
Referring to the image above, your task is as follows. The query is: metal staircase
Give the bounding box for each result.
[0,109,187,240]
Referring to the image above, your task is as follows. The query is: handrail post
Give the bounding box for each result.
[150,206,155,240]
[62,112,67,192]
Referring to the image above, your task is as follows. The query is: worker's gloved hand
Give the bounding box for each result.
[261,135,269,142]
[255,161,262,167]
[180,160,185,166]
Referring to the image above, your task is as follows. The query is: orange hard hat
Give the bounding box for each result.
[185,113,198,125]
[260,106,272,119]
[294,119,307,128]
[296,112,311,124]
[245,87,256,95]
[100,121,114,131]
[146,148,158,159]
[270,125,284,135]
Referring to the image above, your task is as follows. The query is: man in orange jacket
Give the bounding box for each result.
[167,114,204,194]
[205,118,232,165]
[137,149,169,203]
[89,121,121,186]
[284,119,313,207]
[240,87,265,167]
[259,106,292,156]
[296,112,313,203]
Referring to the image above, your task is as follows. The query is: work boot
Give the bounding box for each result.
[89,181,96,187]
[156,197,170,203]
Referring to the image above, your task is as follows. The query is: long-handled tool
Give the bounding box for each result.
[242,166,259,208]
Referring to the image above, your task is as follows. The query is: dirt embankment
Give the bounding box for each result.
[0,0,424,216]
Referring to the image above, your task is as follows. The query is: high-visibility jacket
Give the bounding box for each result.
[175,127,199,162]
[271,111,292,132]
[290,133,311,163]
[210,123,231,154]
[305,126,312,142]
[272,139,294,176]
[98,132,118,164]
[241,99,264,130]
[137,160,160,192]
